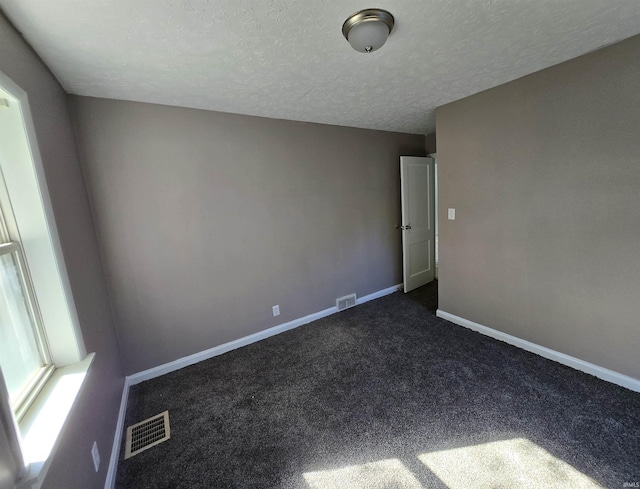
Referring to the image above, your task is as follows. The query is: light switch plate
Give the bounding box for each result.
[448,208,456,220]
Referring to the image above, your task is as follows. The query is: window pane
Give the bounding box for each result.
[0,252,44,404]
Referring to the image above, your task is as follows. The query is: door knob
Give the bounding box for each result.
[401,225,412,230]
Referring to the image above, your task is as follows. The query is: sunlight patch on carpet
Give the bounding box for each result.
[418,438,602,489]
[304,458,423,489]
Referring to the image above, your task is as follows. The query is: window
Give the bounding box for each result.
[0,172,54,419]
[0,70,92,486]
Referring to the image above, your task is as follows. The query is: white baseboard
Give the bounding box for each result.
[436,309,640,393]
[357,284,403,305]
[104,378,130,489]
[103,283,401,487]
[128,283,402,386]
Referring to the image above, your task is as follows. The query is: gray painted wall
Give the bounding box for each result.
[0,417,18,489]
[70,97,425,375]
[425,133,436,155]
[0,12,124,489]
[436,34,640,379]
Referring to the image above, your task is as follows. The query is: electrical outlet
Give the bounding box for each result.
[91,441,100,472]
[272,305,280,317]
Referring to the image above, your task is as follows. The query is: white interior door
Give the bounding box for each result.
[400,156,435,292]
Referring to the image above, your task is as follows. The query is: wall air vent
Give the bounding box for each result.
[125,411,171,459]
[336,293,357,311]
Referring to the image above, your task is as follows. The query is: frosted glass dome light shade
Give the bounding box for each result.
[342,9,394,53]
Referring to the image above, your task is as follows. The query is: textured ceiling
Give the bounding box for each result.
[2,1,640,134]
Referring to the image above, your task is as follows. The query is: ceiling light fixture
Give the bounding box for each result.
[342,8,394,53]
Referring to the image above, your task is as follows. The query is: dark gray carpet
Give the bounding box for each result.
[115,283,640,488]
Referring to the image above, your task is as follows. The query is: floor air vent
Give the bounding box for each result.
[336,293,357,311]
[125,411,171,459]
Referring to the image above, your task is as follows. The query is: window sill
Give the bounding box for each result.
[16,353,95,489]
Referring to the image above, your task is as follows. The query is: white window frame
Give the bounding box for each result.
[0,78,85,366]
[0,69,93,488]
[0,221,56,420]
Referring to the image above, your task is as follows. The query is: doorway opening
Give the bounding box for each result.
[399,154,438,311]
